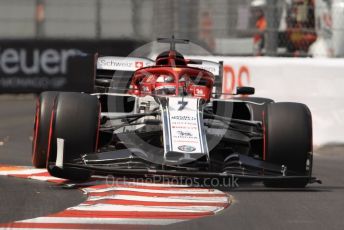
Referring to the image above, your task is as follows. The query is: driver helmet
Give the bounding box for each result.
[156,74,174,83]
[154,74,176,95]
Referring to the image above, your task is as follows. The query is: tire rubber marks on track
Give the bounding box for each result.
[0,165,231,229]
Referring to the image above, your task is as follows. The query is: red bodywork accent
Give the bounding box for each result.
[128,50,214,101]
[128,66,214,101]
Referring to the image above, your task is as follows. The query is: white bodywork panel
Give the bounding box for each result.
[161,97,208,160]
[97,56,155,71]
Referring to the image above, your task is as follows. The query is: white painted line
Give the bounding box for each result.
[0,169,47,176]
[29,176,65,182]
[83,186,225,194]
[16,217,185,225]
[88,194,229,203]
[64,178,193,188]
[69,203,219,213]
[113,181,191,188]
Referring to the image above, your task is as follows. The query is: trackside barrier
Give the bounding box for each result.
[191,56,344,146]
[0,39,144,93]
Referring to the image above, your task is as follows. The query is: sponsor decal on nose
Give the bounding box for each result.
[178,145,196,152]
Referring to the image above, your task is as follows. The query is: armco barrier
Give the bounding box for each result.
[0,39,144,93]
[191,56,344,146]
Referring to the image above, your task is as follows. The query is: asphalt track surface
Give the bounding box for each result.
[0,95,344,230]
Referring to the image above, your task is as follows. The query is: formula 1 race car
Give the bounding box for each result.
[32,37,320,187]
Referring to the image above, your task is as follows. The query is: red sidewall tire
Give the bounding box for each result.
[47,92,100,181]
[32,92,59,168]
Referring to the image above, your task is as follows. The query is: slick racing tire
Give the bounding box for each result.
[32,91,59,168]
[263,102,312,188]
[47,92,101,181]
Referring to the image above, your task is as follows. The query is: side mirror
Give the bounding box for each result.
[95,79,111,87]
[236,86,255,95]
[187,59,203,64]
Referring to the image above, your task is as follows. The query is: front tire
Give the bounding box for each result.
[47,92,100,181]
[263,102,312,188]
[32,91,59,168]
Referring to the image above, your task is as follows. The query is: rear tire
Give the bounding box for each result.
[47,92,100,181]
[263,102,312,188]
[32,91,59,168]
